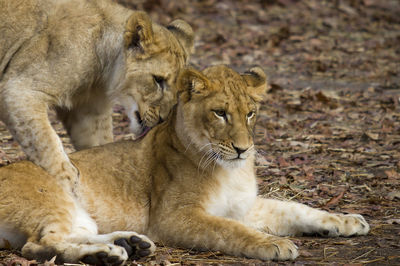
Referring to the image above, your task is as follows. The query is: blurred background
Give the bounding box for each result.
[117,0,399,86]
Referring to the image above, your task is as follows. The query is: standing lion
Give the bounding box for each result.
[0,0,193,192]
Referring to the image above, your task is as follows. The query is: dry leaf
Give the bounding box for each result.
[324,190,346,206]
[365,132,379,140]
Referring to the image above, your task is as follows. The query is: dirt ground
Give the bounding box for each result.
[1,0,399,265]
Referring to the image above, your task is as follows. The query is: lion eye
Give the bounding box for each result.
[247,111,255,119]
[153,75,166,91]
[213,110,227,120]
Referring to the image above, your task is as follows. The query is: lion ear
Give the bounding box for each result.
[177,68,210,102]
[242,66,268,102]
[124,11,154,51]
[167,19,194,58]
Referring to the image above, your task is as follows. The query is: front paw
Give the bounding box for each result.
[337,214,369,236]
[269,237,299,260]
[114,234,155,259]
[80,244,128,265]
[252,237,298,261]
[318,214,370,237]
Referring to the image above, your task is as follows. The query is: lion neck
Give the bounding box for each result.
[144,103,202,171]
[158,104,189,157]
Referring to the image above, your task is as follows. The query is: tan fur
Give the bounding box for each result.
[0,0,193,193]
[0,65,369,264]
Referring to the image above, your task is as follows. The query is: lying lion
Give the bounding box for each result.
[0,65,369,264]
[0,0,193,193]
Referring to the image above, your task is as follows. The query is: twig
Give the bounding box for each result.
[288,189,304,201]
[358,257,386,264]
[351,248,375,262]
[326,251,339,258]
[323,247,336,260]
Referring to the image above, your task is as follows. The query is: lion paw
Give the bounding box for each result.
[317,214,370,237]
[337,214,369,236]
[80,244,128,265]
[254,237,298,261]
[114,234,155,259]
[269,238,298,260]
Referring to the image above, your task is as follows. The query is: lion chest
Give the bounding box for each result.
[204,166,257,221]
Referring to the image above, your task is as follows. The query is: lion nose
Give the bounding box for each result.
[232,144,248,156]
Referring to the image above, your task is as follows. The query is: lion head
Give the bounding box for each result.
[117,12,194,137]
[175,65,268,168]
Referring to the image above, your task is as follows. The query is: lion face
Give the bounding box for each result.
[119,13,193,137]
[176,65,268,168]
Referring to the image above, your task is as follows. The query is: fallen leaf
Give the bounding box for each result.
[290,141,309,148]
[300,250,314,257]
[269,83,283,93]
[278,157,290,167]
[385,169,400,178]
[365,132,380,140]
[255,154,272,166]
[324,189,346,206]
[43,256,56,266]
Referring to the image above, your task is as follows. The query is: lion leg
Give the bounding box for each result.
[56,100,113,151]
[0,171,152,264]
[20,206,154,264]
[8,187,123,264]
[21,226,131,265]
[150,208,298,261]
[22,241,128,265]
[244,198,370,237]
[1,92,78,192]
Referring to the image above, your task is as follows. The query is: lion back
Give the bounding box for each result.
[0,0,50,78]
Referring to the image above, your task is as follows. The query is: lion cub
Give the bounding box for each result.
[0,0,193,192]
[0,65,369,264]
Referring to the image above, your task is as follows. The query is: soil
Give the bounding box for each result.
[1,0,399,265]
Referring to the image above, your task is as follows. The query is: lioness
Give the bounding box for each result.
[0,65,369,264]
[0,0,193,192]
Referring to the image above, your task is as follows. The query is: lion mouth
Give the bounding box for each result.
[134,111,151,139]
[133,111,166,139]
[136,126,151,139]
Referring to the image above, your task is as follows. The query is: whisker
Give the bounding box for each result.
[202,151,216,170]
[203,147,222,173]
[198,143,214,152]
[211,151,220,175]
[186,142,215,155]
[196,143,220,174]
[184,139,194,154]
[197,149,212,174]
[202,149,216,170]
